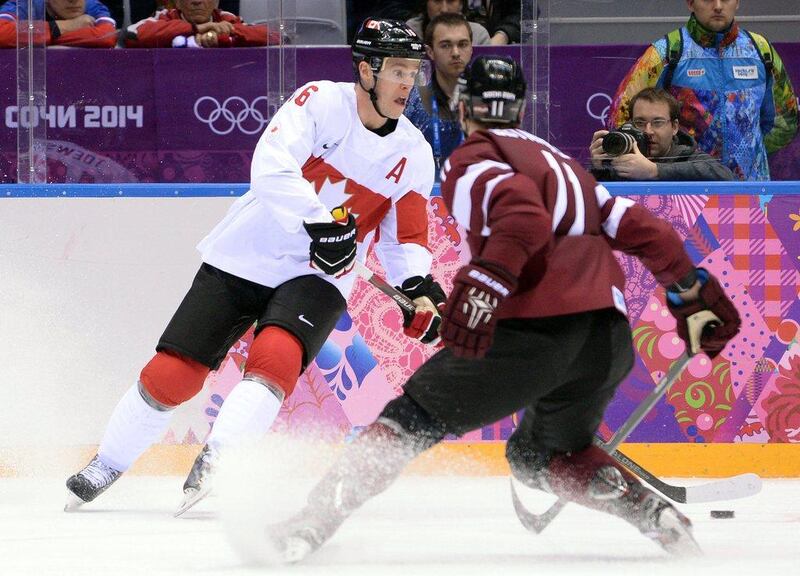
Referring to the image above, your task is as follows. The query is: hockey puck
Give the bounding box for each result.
[710,510,735,519]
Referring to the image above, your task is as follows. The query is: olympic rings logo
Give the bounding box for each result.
[193,96,273,136]
[586,92,612,125]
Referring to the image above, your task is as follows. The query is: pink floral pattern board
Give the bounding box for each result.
[161,195,800,446]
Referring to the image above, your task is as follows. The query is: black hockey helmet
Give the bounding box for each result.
[352,18,426,75]
[456,56,526,125]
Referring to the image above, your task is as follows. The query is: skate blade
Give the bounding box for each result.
[657,508,703,557]
[281,536,313,564]
[174,486,211,518]
[64,491,86,512]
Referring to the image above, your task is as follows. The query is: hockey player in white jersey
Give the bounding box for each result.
[65,18,446,513]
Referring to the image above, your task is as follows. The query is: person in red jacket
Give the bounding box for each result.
[125,0,279,48]
[0,0,117,49]
[262,56,742,564]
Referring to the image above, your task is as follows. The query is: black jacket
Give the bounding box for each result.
[592,131,735,181]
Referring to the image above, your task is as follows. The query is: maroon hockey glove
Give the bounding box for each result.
[303,209,357,277]
[441,261,517,359]
[667,268,741,359]
[397,275,447,345]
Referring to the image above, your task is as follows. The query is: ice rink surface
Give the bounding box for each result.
[1,473,797,576]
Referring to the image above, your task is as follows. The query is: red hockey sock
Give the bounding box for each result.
[244,326,304,396]
[140,350,209,407]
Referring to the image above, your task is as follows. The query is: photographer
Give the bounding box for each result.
[590,88,734,181]
[608,0,797,181]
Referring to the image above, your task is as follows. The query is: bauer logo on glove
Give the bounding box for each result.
[467,268,512,298]
[303,206,358,277]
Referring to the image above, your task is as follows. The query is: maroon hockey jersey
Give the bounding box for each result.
[440,128,694,320]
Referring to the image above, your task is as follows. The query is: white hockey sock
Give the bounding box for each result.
[97,383,174,472]
[206,378,283,451]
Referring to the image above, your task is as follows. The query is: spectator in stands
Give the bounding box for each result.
[405,12,472,176]
[590,88,734,181]
[105,0,239,28]
[406,0,489,46]
[467,0,519,45]
[125,0,278,48]
[609,0,798,181]
[0,0,117,48]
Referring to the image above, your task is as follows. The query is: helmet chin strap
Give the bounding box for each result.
[358,75,391,120]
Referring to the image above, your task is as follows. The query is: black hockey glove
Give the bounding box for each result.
[396,274,447,345]
[667,268,741,358]
[441,261,517,359]
[303,211,357,277]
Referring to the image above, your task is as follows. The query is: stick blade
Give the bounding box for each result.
[684,473,762,504]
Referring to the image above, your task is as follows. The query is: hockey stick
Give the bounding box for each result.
[351,261,759,509]
[605,445,761,504]
[329,205,418,316]
[513,308,733,534]
[353,260,418,315]
[512,445,760,527]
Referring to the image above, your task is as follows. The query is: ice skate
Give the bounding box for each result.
[580,456,702,556]
[268,523,325,564]
[65,455,122,511]
[267,506,346,564]
[632,490,702,556]
[175,444,219,517]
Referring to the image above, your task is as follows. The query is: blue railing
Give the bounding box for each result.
[1,181,800,198]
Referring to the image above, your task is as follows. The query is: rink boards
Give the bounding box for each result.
[1,183,800,478]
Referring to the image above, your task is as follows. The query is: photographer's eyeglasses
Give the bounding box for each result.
[631,118,671,130]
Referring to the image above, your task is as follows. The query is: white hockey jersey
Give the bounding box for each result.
[198,81,436,299]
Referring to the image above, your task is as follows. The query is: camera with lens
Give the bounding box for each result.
[601,123,650,157]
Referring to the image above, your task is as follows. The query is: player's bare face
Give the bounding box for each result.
[631,99,678,158]
[46,0,86,19]
[687,0,738,32]
[376,58,424,118]
[176,0,218,24]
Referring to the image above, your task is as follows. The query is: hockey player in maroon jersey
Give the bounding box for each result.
[265,56,741,562]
